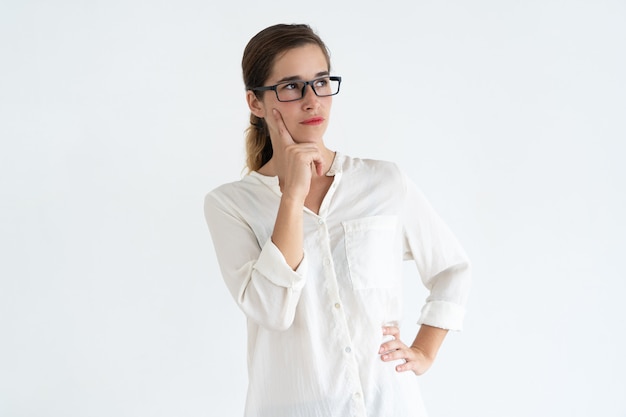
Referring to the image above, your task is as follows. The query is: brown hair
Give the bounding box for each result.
[242,23,331,172]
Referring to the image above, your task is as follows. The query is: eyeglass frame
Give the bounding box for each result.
[248,75,342,102]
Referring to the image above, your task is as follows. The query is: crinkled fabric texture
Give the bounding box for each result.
[204,153,471,417]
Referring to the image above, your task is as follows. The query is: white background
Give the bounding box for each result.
[1,1,625,416]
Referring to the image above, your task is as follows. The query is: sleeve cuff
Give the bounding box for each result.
[254,239,307,291]
[417,300,466,331]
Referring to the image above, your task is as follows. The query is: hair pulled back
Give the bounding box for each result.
[242,24,331,172]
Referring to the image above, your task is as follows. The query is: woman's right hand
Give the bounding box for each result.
[268,108,325,203]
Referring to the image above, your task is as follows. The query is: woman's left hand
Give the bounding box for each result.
[379,326,434,376]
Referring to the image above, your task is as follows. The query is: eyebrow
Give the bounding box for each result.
[275,71,330,84]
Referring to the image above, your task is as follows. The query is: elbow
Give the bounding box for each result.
[241,305,297,332]
[263,314,296,332]
[237,288,299,332]
[232,262,305,332]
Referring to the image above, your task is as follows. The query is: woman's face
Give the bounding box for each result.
[248,43,332,144]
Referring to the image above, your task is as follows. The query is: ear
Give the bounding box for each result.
[246,90,266,118]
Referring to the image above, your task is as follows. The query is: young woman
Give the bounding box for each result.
[204,23,471,417]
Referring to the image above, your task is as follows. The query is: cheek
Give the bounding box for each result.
[275,106,298,127]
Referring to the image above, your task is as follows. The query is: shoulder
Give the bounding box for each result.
[204,174,268,212]
[340,153,406,184]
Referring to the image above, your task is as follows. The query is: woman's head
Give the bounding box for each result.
[242,24,332,172]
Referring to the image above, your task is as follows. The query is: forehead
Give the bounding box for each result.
[268,44,329,82]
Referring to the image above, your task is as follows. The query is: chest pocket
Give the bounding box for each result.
[342,215,400,290]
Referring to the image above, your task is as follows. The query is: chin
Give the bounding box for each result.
[293,135,324,144]
[293,128,327,144]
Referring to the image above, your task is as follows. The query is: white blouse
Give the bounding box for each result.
[204,153,471,417]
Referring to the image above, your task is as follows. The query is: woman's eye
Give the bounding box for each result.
[315,78,329,87]
[281,82,299,91]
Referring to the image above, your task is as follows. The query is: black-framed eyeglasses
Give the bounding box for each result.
[249,76,342,102]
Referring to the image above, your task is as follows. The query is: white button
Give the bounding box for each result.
[334,303,341,309]
[353,392,361,399]
[318,218,324,224]
[345,347,351,353]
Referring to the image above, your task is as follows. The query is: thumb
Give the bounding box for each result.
[313,158,324,176]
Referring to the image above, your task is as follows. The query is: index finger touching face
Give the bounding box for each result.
[271,108,295,146]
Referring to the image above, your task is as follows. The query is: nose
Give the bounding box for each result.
[301,83,320,109]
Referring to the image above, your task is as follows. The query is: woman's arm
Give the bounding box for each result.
[268,108,325,269]
[271,194,305,269]
[377,168,471,375]
[205,109,327,330]
[401,170,471,331]
[205,194,307,331]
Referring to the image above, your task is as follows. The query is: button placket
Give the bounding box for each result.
[312,201,365,416]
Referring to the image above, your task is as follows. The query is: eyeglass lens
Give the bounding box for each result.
[277,77,339,101]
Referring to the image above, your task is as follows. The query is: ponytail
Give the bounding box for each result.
[245,113,273,172]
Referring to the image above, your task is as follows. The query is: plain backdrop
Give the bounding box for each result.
[1,1,625,416]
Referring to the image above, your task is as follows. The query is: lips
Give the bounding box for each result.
[301,117,325,126]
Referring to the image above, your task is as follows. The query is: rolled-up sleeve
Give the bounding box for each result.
[254,239,308,290]
[205,191,308,331]
[400,171,471,331]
